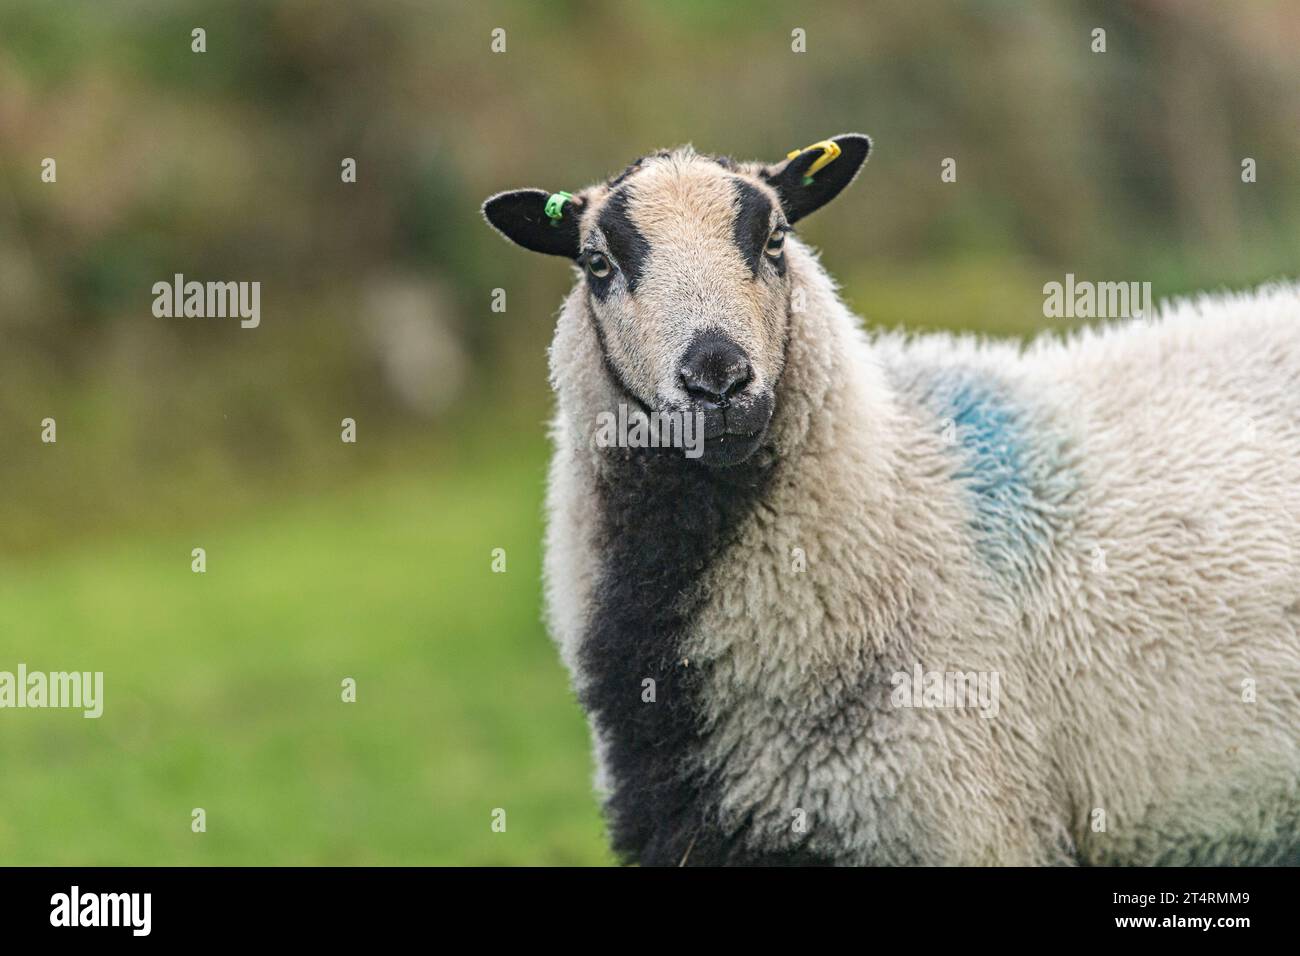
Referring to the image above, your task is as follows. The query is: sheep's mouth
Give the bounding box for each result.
[699,426,768,467]
[693,394,775,467]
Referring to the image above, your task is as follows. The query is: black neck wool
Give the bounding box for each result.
[578,442,831,866]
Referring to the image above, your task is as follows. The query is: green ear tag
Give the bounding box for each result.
[544,191,575,222]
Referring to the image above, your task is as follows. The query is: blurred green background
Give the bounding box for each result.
[0,0,1296,864]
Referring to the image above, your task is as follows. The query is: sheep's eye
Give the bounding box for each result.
[764,229,786,257]
[587,252,612,278]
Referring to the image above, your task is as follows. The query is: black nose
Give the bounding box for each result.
[679,332,753,407]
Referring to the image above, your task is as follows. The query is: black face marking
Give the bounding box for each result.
[607,157,645,189]
[580,437,832,866]
[730,178,773,277]
[596,187,651,293]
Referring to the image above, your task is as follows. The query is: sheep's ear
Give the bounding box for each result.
[762,134,871,225]
[482,188,582,259]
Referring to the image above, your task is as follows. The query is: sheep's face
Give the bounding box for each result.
[484,134,870,467]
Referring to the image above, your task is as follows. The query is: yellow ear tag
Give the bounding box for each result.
[786,139,841,184]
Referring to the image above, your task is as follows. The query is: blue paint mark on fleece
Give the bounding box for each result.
[915,372,1067,583]
[944,381,1035,574]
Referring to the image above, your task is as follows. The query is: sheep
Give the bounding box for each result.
[482,134,1300,866]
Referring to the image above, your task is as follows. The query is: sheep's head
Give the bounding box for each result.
[483,134,870,467]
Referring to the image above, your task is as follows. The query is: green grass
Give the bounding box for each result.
[0,448,613,866]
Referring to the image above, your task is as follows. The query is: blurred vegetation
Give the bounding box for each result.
[0,446,611,864]
[0,0,1296,863]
